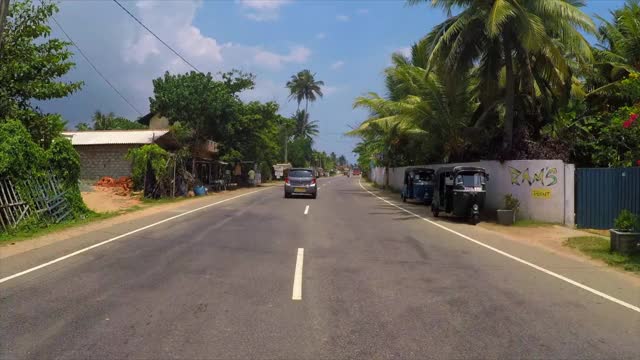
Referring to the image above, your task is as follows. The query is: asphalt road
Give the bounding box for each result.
[1,176,639,359]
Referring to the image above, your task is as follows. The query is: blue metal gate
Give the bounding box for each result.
[576,168,640,229]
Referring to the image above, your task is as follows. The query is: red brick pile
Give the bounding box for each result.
[95,176,134,196]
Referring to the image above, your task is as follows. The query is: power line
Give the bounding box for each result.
[51,16,143,116]
[112,0,202,73]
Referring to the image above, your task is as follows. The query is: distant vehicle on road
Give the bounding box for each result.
[284,168,317,199]
[352,169,362,176]
[431,166,488,225]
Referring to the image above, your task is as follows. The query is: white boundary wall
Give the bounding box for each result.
[370,160,575,225]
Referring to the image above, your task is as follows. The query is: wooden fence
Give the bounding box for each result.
[0,174,71,232]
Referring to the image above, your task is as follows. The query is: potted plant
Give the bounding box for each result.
[497,194,519,225]
[610,209,640,255]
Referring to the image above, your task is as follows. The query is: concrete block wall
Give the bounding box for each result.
[75,144,136,180]
[370,159,575,224]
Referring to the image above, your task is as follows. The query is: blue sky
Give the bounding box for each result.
[42,0,624,162]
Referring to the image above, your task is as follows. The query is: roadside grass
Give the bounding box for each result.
[513,219,561,227]
[581,228,610,237]
[0,187,262,244]
[0,210,124,245]
[564,236,640,273]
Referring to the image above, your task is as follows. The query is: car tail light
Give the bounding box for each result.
[285,177,290,185]
[311,178,316,185]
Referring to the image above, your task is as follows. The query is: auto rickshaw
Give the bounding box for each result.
[401,167,435,205]
[431,166,489,225]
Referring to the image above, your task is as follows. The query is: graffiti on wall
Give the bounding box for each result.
[509,167,558,187]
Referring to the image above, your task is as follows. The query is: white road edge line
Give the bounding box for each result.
[0,187,271,284]
[304,205,310,215]
[292,248,304,300]
[358,179,640,314]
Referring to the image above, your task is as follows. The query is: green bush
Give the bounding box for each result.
[126,144,171,190]
[46,137,87,215]
[260,162,272,182]
[504,194,520,213]
[0,119,48,179]
[0,120,89,231]
[614,209,639,231]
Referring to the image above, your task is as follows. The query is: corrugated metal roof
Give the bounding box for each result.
[61,130,170,145]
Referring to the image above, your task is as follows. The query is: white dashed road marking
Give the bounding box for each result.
[292,248,304,300]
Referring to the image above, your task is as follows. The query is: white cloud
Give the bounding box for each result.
[336,14,350,22]
[357,8,369,15]
[323,85,339,96]
[253,46,311,70]
[238,0,291,21]
[330,60,345,70]
[41,0,312,125]
[123,1,223,65]
[396,46,412,57]
[316,32,326,40]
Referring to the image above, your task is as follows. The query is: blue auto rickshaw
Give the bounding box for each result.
[400,167,435,205]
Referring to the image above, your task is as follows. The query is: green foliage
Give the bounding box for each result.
[260,162,273,182]
[567,105,640,167]
[75,122,91,131]
[293,110,319,140]
[126,144,171,190]
[150,71,240,143]
[223,101,284,165]
[0,121,87,224]
[504,194,520,213]
[286,69,324,112]
[614,209,639,231]
[46,137,87,215]
[0,119,47,179]
[220,69,256,95]
[288,137,313,167]
[351,1,638,168]
[0,0,82,146]
[92,111,146,130]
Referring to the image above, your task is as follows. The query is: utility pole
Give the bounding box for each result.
[284,129,288,163]
[0,0,9,47]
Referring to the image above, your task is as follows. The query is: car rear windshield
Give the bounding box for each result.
[289,170,313,177]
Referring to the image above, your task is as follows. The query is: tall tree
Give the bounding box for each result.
[337,155,347,166]
[0,0,82,147]
[587,0,640,105]
[91,111,146,130]
[348,119,423,188]
[409,0,595,153]
[286,69,324,112]
[293,109,319,140]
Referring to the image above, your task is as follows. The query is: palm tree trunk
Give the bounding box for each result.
[305,98,308,113]
[384,155,390,189]
[503,35,515,153]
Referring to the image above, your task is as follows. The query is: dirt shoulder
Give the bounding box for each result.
[0,184,279,259]
[364,180,639,282]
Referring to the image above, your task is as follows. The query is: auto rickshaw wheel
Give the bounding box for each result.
[431,204,439,217]
[469,214,480,225]
[401,194,406,202]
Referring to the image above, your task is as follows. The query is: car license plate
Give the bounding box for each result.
[294,187,306,193]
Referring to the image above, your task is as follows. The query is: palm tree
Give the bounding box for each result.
[293,110,319,140]
[286,70,325,112]
[347,119,423,188]
[587,0,640,102]
[350,47,475,163]
[408,0,595,152]
[92,111,117,130]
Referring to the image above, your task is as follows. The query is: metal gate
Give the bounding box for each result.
[576,167,640,229]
